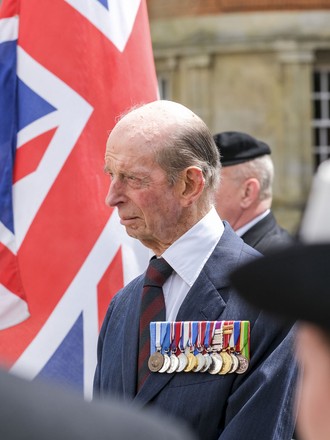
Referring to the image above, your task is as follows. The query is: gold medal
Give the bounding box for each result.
[148,351,164,372]
[219,351,232,375]
[184,352,198,372]
[192,352,206,372]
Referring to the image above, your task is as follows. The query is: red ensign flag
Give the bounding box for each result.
[0,0,157,398]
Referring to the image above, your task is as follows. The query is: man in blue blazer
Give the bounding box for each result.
[94,100,297,440]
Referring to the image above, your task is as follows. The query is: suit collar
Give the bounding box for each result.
[241,211,275,246]
[236,209,271,237]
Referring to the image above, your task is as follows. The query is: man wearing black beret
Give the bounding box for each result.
[213,131,292,255]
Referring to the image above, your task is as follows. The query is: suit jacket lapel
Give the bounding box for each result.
[177,270,227,321]
[241,212,274,248]
[122,277,144,398]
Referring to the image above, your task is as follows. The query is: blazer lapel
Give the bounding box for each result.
[177,271,227,321]
[122,277,144,398]
[241,212,274,248]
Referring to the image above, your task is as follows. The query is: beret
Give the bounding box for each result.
[213,131,271,167]
[229,243,330,331]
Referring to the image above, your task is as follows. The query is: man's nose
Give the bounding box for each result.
[105,177,125,207]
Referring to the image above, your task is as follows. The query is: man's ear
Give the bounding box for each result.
[241,178,260,209]
[180,166,205,206]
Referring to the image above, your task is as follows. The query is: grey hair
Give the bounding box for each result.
[155,121,221,194]
[232,155,274,201]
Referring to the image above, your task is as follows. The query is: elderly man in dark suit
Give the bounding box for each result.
[94,100,297,440]
[213,131,292,254]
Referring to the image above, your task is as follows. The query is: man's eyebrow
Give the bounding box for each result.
[103,165,111,174]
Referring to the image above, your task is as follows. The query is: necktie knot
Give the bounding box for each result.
[143,257,173,288]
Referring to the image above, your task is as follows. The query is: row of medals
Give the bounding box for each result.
[148,326,249,375]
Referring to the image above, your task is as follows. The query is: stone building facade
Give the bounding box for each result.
[147,1,330,233]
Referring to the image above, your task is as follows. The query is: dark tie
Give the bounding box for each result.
[137,257,173,390]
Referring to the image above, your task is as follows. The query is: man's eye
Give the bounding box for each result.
[127,176,145,188]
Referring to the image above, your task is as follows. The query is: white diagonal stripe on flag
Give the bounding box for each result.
[16,112,60,149]
[64,0,140,52]
[0,284,30,330]
[0,16,18,43]
[0,222,16,254]
[14,47,93,248]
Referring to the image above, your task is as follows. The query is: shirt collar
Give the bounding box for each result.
[235,209,270,237]
[162,207,224,287]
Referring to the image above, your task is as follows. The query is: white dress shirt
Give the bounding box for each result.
[160,207,224,321]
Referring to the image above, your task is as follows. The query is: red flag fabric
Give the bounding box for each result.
[0,0,157,398]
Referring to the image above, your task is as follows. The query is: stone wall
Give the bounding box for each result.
[147,0,330,18]
[148,9,330,233]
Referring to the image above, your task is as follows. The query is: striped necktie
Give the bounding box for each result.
[137,257,173,390]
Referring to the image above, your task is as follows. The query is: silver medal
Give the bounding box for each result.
[208,352,223,374]
[192,352,206,372]
[167,354,180,373]
[176,352,188,372]
[159,353,171,373]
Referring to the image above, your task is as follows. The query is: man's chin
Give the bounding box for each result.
[125,228,151,245]
[124,225,140,239]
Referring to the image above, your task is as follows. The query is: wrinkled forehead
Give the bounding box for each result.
[105,108,160,168]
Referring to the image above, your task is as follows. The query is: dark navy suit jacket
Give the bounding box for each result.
[242,211,293,255]
[94,222,297,440]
